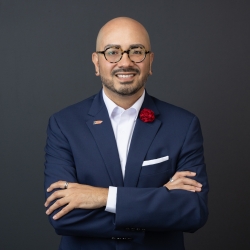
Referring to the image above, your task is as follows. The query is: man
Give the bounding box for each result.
[44,17,208,250]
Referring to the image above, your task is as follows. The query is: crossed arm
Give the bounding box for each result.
[44,113,208,236]
[45,171,202,220]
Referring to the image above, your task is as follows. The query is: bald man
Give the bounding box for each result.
[44,17,208,250]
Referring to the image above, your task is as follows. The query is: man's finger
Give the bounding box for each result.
[176,184,201,192]
[173,171,196,179]
[47,181,70,192]
[164,182,202,192]
[52,204,75,220]
[46,196,70,215]
[174,177,202,188]
[44,190,65,207]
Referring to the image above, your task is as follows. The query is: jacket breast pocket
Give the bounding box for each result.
[137,160,173,188]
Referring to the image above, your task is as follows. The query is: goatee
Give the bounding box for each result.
[100,68,149,96]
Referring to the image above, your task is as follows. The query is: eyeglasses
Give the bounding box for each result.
[96,46,150,63]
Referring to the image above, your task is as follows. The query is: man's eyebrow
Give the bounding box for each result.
[103,44,121,50]
[129,44,146,49]
[103,44,146,50]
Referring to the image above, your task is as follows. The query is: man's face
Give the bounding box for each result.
[92,20,154,97]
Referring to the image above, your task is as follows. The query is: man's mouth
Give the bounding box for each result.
[112,68,140,82]
[116,74,135,78]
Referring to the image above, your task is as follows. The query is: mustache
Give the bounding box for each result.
[112,68,140,75]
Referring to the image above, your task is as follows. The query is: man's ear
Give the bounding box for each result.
[149,52,154,75]
[92,52,100,76]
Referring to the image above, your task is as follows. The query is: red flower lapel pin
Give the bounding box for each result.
[139,108,155,123]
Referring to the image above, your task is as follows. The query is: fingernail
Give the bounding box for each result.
[46,209,50,215]
[190,190,195,192]
[53,215,57,220]
[44,203,47,207]
[47,188,50,192]
[198,183,202,187]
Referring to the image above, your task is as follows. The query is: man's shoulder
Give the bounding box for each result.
[149,95,201,134]
[51,93,97,119]
[151,95,196,120]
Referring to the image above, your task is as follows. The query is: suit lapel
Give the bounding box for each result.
[124,92,162,187]
[86,91,124,187]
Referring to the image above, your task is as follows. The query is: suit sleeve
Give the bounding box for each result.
[115,116,209,232]
[44,115,141,239]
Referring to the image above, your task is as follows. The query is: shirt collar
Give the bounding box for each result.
[102,89,145,119]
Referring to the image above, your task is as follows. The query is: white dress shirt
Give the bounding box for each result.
[102,89,145,213]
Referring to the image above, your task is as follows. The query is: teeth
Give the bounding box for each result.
[117,74,133,78]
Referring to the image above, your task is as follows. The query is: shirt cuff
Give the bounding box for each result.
[105,186,117,213]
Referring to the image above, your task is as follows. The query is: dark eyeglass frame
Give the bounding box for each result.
[96,46,151,63]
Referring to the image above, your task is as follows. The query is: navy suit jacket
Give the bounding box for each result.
[44,90,208,250]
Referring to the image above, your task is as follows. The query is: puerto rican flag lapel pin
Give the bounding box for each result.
[93,120,103,125]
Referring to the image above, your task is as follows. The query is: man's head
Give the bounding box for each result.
[92,17,154,101]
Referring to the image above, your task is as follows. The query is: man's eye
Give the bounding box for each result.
[106,49,119,56]
[131,49,143,55]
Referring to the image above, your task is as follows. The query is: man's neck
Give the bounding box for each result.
[103,87,144,110]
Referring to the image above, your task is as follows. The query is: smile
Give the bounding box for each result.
[116,74,134,78]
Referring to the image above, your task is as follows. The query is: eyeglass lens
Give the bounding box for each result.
[104,47,146,63]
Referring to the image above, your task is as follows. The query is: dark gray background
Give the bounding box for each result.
[1,0,249,249]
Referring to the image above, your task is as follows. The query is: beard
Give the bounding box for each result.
[100,68,149,96]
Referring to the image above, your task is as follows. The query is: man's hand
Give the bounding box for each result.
[44,181,108,220]
[164,171,202,192]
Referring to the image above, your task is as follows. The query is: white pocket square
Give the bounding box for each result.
[142,156,169,166]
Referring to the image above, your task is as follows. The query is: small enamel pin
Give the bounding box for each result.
[93,120,103,125]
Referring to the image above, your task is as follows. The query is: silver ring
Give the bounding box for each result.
[64,181,68,189]
[169,178,174,182]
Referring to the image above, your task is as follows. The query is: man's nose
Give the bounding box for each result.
[117,51,134,67]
